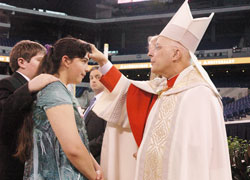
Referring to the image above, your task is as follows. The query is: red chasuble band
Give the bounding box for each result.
[100,65,158,147]
[127,84,157,147]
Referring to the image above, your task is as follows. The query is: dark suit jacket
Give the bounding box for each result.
[0,72,36,180]
[85,110,106,163]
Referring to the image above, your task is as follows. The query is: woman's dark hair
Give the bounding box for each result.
[38,37,92,75]
[14,112,33,162]
[14,37,92,162]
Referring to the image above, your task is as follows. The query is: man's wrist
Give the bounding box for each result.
[99,61,112,75]
[98,59,108,67]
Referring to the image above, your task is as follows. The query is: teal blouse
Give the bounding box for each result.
[23,81,89,180]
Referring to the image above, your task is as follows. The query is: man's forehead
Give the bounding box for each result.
[90,69,101,75]
[149,36,158,43]
[156,36,170,44]
[156,36,182,48]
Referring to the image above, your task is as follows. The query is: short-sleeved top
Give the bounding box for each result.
[23,81,89,180]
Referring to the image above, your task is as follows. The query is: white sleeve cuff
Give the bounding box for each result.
[99,61,113,75]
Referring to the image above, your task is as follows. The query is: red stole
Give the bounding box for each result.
[126,74,179,146]
[100,66,178,147]
[167,74,178,89]
[127,85,157,146]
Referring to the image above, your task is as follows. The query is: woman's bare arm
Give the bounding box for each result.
[46,104,97,180]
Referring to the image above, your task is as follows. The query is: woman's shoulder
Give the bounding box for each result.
[40,81,68,95]
[37,81,72,107]
[43,81,65,90]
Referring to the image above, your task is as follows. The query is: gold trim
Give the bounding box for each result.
[143,95,177,180]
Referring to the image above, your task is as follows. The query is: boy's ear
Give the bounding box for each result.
[17,58,27,69]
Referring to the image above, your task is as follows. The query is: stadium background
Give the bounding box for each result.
[0,0,250,126]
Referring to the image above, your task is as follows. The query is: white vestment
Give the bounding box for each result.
[101,123,137,180]
[93,65,232,180]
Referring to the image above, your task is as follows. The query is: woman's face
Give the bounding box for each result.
[67,53,89,84]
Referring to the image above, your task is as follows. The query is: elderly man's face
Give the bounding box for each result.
[147,36,158,58]
[150,36,175,77]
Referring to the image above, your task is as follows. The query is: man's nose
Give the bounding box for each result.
[147,51,153,57]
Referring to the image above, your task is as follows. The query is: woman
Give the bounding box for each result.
[15,37,103,180]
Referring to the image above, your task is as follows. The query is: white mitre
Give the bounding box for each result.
[160,0,214,53]
[160,0,220,98]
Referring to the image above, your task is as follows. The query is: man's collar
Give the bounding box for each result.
[95,91,103,100]
[16,71,30,81]
[167,74,179,89]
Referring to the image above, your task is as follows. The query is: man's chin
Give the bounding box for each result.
[151,67,157,74]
